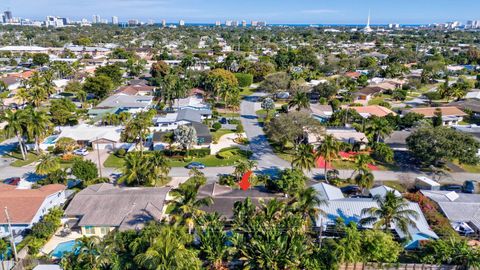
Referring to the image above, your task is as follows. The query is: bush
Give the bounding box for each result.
[72,159,99,181]
[235,73,254,87]
[189,148,210,157]
[116,148,127,157]
[216,151,233,159]
[218,174,237,186]
[236,124,244,133]
[228,119,240,125]
[212,122,222,131]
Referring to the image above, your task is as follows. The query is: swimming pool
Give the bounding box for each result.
[51,240,76,258]
[43,136,58,145]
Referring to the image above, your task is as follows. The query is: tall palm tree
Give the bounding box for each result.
[291,143,316,172]
[118,152,146,186]
[3,109,28,160]
[26,108,52,154]
[35,153,60,175]
[134,226,202,270]
[352,154,374,178]
[196,212,230,270]
[233,159,257,181]
[354,170,375,194]
[365,116,393,143]
[316,134,340,183]
[168,183,213,234]
[149,151,171,185]
[288,92,310,111]
[290,187,327,228]
[360,191,419,236]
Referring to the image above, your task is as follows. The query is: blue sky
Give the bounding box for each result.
[3,0,480,24]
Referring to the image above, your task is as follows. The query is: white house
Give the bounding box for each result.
[49,124,127,150]
[0,184,67,239]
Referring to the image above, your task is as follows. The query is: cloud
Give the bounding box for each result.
[301,9,338,14]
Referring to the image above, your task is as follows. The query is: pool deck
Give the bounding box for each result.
[41,228,82,256]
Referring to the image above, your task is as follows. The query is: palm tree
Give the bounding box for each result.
[233,159,257,181]
[61,236,105,270]
[196,213,230,270]
[122,113,152,154]
[3,109,28,160]
[354,170,375,194]
[118,152,146,186]
[168,183,213,234]
[15,87,29,106]
[26,108,51,154]
[288,92,310,111]
[290,187,327,228]
[36,153,60,175]
[360,191,419,236]
[352,154,374,178]
[365,117,393,143]
[149,151,171,185]
[291,143,316,172]
[134,226,201,270]
[316,134,340,183]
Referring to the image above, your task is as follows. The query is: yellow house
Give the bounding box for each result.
[65,183,172,237]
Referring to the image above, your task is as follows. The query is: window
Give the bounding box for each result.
[84,226,95,234]
[100,227,109,235]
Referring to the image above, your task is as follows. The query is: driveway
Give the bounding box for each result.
[240,94,290,172]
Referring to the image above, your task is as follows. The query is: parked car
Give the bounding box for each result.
[4,177,21,186]
[219,118,227,124]
[186,162,206,169]
[73,148,89,156]
[340,185,361,196]
[463,180,478,194]
[441,184,463,192]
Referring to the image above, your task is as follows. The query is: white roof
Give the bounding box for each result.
[0,46,47,51]
[311,183,344,201]
[33,265,62,270]
[370,185,401,198]
[56,124,122,142]
[175,96,209,110]
[465,91,480,99]
[415,177,440,187]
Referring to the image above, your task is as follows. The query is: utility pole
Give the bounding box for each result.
[96,138,103,178]
[4,207,18,262]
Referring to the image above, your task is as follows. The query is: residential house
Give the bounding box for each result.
[310,104,333,123]
[313,183,438,249]
[350,105,396,118]
[307,128,369,150]
[464,90,480,100]
[448,99,480,116]
[406,107,468,126]
[421,190,480,236]
[383,130,411,151]
[51,124,125,150]
[90,94,154,116]
[64,183,171,237]
[154,108,212,132]
[353,86,384,102]
[198,183,284,220]
[0,184,67,239]
[0,76,21,90]
[116,85,155,96]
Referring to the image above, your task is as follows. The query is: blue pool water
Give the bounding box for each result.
[51,240,76,258]
[43,136,58,145]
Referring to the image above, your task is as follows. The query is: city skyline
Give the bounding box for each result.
[1,0,480,24]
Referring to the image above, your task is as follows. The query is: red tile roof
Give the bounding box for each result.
[0,184,66,224]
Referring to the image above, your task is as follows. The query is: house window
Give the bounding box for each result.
[100,227,109,235]
[84,226,95,234]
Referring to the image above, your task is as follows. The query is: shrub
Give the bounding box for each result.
[228,119,240,125]
[212,122,222,131]
[216,151,233,159]
[218,174,237,186]
[236,124,244,133]
[116,148,127,157]
[235,73,254,87]
[72,159,99,181]
[189,148,210,157]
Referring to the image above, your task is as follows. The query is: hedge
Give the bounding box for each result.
[163,148,210,158]
[235,73,253,88]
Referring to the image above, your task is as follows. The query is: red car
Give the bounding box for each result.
[4,177,21,186]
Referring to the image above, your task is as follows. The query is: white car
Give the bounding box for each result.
[73,148,89,156]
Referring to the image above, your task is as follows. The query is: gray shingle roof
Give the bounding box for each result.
[65,183,171,230]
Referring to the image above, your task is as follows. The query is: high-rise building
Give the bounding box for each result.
[251,20,258,27]
[92,15,100,24]
[161,19,166,27]
[112,16,119,25]
[179,19,185,26]
[46,16,64,28]
[128,19,139,26]
[215,21,221,26]
[363,10,373,33]
[147,19,154,25]
[4,10,12,22]
[232,20,239,27]
[257,21,267,27]
[225,20,232,27]
[242,20,247,27]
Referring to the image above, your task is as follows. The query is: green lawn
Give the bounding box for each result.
[7,151,41,167]
[103,148,252,168]
[452,160,480,173]
[379,180,407,193]
[218,112,241,118]
[212,129,235,142]
[240,87,256,97]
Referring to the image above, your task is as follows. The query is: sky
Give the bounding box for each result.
[3,0,480,25]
